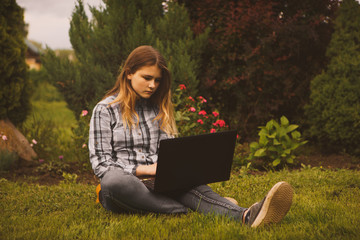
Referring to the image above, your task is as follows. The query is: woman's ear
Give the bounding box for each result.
[125,68,132,80]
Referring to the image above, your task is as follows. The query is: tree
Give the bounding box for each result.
[42,0,208,117]
[0,0,31,125]
[305,0,360,155]
[178,0,339,139]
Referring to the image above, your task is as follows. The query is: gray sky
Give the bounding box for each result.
[17,0,104,49]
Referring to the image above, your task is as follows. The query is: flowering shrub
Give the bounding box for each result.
[172,84,229,137]
[21,115,62,162]
[71,109,91,169]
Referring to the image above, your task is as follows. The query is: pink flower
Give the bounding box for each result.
[2,135,7,141]
[189,107,196,112]
[198,96,207,103]
[213,119,226,128]
[197,119,204,124]
[212,111,219,117]
[30,143,33,147]
[188,96,195,102]
[179,84,186,90]
[237,134,240,139]
[39,159,44,163]
[81,110,88,117]
[82,143,87,148]
[32,139,37,144]
[59,155,64,160]
[198,110,207,116]
[210,128,216,133]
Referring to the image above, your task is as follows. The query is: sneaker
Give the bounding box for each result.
[243,181,293,228]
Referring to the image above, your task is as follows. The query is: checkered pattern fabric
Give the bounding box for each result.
[89,95,171,178]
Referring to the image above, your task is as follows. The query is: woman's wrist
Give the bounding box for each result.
[135,164,157,177]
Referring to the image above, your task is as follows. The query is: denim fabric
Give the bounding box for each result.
[100,169,246,220]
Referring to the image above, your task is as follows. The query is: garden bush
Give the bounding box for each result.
[0,148,18,171]
[248,116,307,170]
[178,0,339,139]
[305,0,360,156]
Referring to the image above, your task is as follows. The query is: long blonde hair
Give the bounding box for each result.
[105,46,177,136]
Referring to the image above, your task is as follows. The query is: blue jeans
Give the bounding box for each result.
[99,169,246,221]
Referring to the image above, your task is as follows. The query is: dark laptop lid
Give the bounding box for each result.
[154,130,237,192]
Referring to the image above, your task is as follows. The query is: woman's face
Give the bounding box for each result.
[127,65,161,99]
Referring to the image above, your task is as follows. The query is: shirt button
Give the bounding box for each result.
[142,156,145,159]
[138,133,141,136]
[139,149,142,152]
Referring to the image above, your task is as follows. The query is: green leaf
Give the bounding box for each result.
[254,148,266,157]
[249,142,259,150]
[273,139,281,145]
[267,132,276,138]
[291,131,301,139]
[272,159,281,166]
[280,116,289,126]
[286,124,299,133]
[273,120,280,129]
[278,127,287,138]
[284,149,291,154]
[265,120,274,130]
[286,157,294,164]
[259,136,269,146]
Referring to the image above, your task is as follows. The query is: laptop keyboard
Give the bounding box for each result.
[141,178,155,190]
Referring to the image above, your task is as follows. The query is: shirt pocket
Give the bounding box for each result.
[112,122,126,150]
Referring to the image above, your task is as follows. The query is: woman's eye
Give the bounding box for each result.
[155,78,161,83]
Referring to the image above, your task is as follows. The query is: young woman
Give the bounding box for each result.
[89,45,293,227]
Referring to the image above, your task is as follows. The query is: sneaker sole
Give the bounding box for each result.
[251,181,293,228]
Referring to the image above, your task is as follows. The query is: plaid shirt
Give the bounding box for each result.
[89,95,171,178]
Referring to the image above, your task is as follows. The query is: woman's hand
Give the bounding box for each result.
[135,163,157,177]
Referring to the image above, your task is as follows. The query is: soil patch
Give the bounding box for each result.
[2,159,99,186]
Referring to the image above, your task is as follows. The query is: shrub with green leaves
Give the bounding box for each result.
[0,149,18,171]
[305,0,360,156]
[71,110,91,170]
[248,116,307,170]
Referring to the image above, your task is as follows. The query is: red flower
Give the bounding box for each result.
[198,96,207,103]
[81,110,88,117]
[179,84,186,90]
[198,110,207,116]
[213,119,226,128]
[189,107,196,112]
[212,111,219,117]
[210,128,216,133]
[197,119,204,124]
[188,96,195,102]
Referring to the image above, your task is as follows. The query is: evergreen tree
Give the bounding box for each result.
[0,0,31,125]
[305,0,360,155]
[42,0,208,117]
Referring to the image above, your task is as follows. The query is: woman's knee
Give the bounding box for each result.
[101,168,146,196]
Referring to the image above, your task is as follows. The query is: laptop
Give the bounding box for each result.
[141,130,237,193]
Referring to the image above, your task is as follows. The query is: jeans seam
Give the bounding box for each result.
[190,189,239,211]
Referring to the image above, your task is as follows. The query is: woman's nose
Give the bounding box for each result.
[149,80,155,88]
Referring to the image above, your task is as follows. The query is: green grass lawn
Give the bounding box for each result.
[1,168,359,239]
